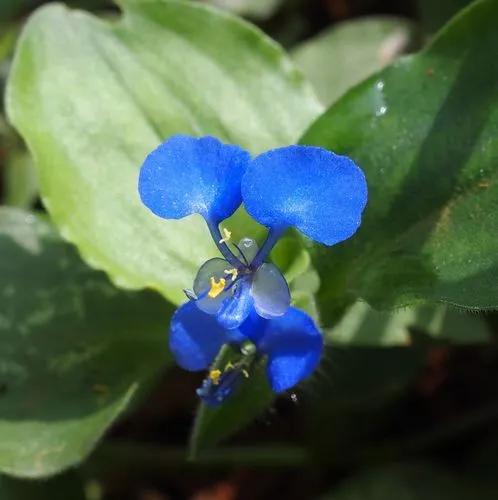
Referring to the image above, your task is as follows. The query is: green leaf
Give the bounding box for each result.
[0,24,18,62]
[189,345,274,455]
[301,0,498,320]
[417,0,475,33]
[292,16,418,107]
[329,302,491,346]
[3,151,38,208]
[270,235,312,284]
[0,207,173,478]
[6,0,321,304]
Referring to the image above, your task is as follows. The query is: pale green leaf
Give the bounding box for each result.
[6,0,321,304]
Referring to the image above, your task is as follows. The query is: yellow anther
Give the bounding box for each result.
[219,227,232,244]
[225,268,238,281]
[208,277,226,298]
[225,361,234,371]
[209,369,222,385]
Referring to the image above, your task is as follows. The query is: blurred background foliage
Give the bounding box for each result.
[1,0,497,499]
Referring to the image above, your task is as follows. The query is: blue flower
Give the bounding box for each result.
[139,135,367,405]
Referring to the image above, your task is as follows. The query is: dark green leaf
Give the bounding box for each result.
[3,151,38,208]
[417,0,475,33]
[302,0,498,320]
[6,0,321,304]
[0,24,18,62]
[0,208,173,477]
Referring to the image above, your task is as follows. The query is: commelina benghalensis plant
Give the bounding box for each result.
[138,135,367,406]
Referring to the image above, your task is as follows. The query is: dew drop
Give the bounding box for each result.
[376,106,387,116]
[238,237,258,263]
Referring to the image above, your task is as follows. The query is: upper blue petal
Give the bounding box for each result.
[169,301,245,371]
[242,307,323,393]
[241,145,367,246]
[139,135,250,223]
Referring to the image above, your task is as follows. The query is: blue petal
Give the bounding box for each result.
[217,278,254,329]
[251,307,323,392]
[169,301,243,371]
[238,307,266,346]
[242,145,367,246]
[139,135,250,223]
[251,263,290,319]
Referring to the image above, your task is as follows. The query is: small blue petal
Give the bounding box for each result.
[169,301,239,371]
[139,135,250,222]
[251,263,290,319]
[217,278,254,329]
[242,145,367,246]
[253,307,323,392]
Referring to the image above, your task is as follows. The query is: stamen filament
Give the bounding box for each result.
[224,268,238,281]
[207,220,242,267]
[219,227,232,244]
[232,242,250,267]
